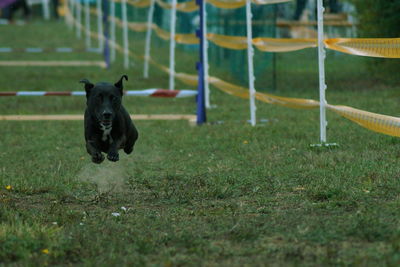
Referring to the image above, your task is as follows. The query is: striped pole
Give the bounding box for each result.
[0,89,198,98]
[0,47,101,53]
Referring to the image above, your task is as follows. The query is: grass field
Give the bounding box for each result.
[1,19,400,266]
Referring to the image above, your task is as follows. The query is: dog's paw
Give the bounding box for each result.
[107,151,119,162]
[92,152,105,164]
[124,146,133,154]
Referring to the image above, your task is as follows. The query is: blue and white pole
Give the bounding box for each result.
[196,0,207,125]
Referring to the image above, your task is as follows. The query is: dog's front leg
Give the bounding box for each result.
[86,140,105,164]
[107,139,123,162]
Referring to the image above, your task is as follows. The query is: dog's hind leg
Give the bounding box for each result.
[86,141,105,164]
[124,127,138,155]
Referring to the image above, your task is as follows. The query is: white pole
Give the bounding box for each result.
[317,0,327,142]
[65,0,71,28]
[144,0,155,78]
[96,0,104,52]
[42,0,50,20]
[202,0,210,108]
[246,0,256,126]
[110,0,116,62]
[169,0,177,90]
[76,0,82,39]
[84,0,91,49]
[121,0,130,69]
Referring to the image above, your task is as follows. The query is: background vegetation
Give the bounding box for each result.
[348,0,400,80]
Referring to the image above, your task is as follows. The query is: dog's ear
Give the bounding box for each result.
[114,75,128,95]
[80,79,94,96]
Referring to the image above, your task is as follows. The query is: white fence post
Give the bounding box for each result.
[42,0,50,20]
[84,0,91,49]
[169,0,177,90]
[66,0,72,29]
[110,0,116,62]
[144,0,155,78]
[76,0,82,39]
[96,0,104,52]
[317,0,327,142]
[246,0,256,126]
[121,0,130,69]
[202,0,210,108]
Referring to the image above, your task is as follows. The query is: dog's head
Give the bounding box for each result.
[80,75,128,128]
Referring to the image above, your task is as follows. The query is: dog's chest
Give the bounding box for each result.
[100,125,113,143]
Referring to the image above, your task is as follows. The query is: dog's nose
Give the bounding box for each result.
[103,111,112,119]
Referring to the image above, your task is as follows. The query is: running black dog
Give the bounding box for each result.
[80,75,138,164]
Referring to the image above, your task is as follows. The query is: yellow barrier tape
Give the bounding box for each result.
[154,0,171,9]
[324,38,400,58]
[253,0,292,4]
[69,11,400,138]
[118,0,292,10]
[207,34,317,52]
[175,0,199,12]
[130,22,149,32]
[206,0,245,9]
[114,16,198,44]
[207,33,248,50]
[208,75,400,136]
[208,76,320,109]
[114,0,199,12]
[155,0,198,12]
[89,7,97,15]
[151,25,197,45]
[127,0,151,7]
[175,33,199,45]
[152,24,170,40]
[207,0,291,9]
[104,6,400,56]
[253,38,317,52]
[112,0,150,8]
[327,105,400,137]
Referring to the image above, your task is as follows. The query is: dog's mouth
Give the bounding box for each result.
[101,119,112,127]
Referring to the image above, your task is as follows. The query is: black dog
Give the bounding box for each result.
[80,75,138,164]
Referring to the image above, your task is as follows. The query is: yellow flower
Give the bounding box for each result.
[41,249,49,254]
[5,185,12,190]
[243,140,249,144]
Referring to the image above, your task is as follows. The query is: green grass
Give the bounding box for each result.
[1,19,400,266]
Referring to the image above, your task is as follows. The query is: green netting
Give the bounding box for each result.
[206,4,274,86]
[112,0,276,90]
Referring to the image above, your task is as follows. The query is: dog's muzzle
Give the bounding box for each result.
[101,112,113,127]
[101,120,112,127]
